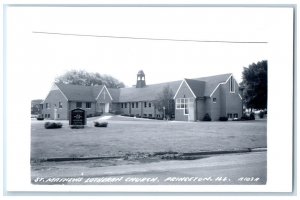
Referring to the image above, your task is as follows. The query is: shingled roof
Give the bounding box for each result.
[193,73,232,97]
[54,73,232,102]
[55,83,104,102]
[118,81,182,102]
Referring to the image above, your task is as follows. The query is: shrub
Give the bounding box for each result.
[241,114,250,121]
[44,122,62,129]
[219,116,228,121]
[37,117,44,121]
[94,121,108,127]
[86,114,93,118]
[259,111,265,118]
[129,114,135,117]
[202,113,212,121]
[249,112,255,120]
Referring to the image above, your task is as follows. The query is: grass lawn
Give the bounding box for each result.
[31,116,267,161]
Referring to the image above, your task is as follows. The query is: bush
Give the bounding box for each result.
[202,113,212,121]
[44,122,62,129]
[95,112,103,117]
[219,116,228,121]
[241,114,250,121]
[250,112,255,120]
[259,111,265,118]
[86,114,93,118]
[129,114,135,117]
[94,121,108,127]
[37,117,44,121]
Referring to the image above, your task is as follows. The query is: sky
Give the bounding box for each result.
[6,6,270,100]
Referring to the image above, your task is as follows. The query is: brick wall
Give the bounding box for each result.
[221,77,243,119]
[69,101,97,118]
[42,90,68,120]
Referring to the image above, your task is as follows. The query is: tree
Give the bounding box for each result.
[55,70,125,88]
[153,85,175,119]
[240,60,267,110]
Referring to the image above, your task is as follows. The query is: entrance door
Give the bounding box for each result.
[104,103,109,113]
[188,99,195,121]
[54,108,57,120]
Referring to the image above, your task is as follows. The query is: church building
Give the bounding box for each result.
[41,70,242,121]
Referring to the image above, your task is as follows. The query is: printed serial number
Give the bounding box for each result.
[238,177,260,182]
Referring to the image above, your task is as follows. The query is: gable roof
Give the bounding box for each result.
[193,73,232,97]
[117,80,182,102]
[184,79,206,97]
[55,83,104,102]
[53,73,232,103]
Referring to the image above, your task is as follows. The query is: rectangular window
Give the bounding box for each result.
[76,102,82,108]
[176,98,192,115]
[40,104,43,109]
[227,113,233,119]
[132,102,134,108]
[144,102,147,107]
[149,102,151,107]
[136,102,138,108]
[48,114,50,118]
[213,98,217,103]
[230,76,235,93]
[45,103,49,109]
[59,102,63,108]
[233,113,238,118]
[125,103,127,108]
[57,114,60,119]
[86,102,91,108]
[121,103,123,108]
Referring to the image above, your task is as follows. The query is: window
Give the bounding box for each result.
[121,103,123,108]
[125,103,127,108]
[149,103,151,107]
[48,114,50,118]
[143,114,147,117]
[144,102,147,107]
[148,114,152,118]
[230,76,235,93]
[233,113,238,118]
[213,98,217,103]
[86,102,91,108]
[176,98,193,115]
[57,114,60,119]
[59,102,63,108]
[76,102,82,108]
[136,102,138,108]
[132,102,134,108]
[40,104,43,109]
[227,113,233,119]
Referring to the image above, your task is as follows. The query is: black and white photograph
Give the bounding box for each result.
[3,2,295,194]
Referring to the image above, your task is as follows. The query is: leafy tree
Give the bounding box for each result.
[55,70,125,88]
[153,85,175,119]
[240,60,267,110]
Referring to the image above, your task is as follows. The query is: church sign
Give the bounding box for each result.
[70,108,86,126]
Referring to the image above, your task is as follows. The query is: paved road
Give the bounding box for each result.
[32,151,266,185]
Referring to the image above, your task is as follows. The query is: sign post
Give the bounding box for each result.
[69,108,86,128]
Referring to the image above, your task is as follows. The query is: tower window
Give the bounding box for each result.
[230,76,235,93]
[144,102,147,107]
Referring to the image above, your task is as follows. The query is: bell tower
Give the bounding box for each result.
[136,70,146,88]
